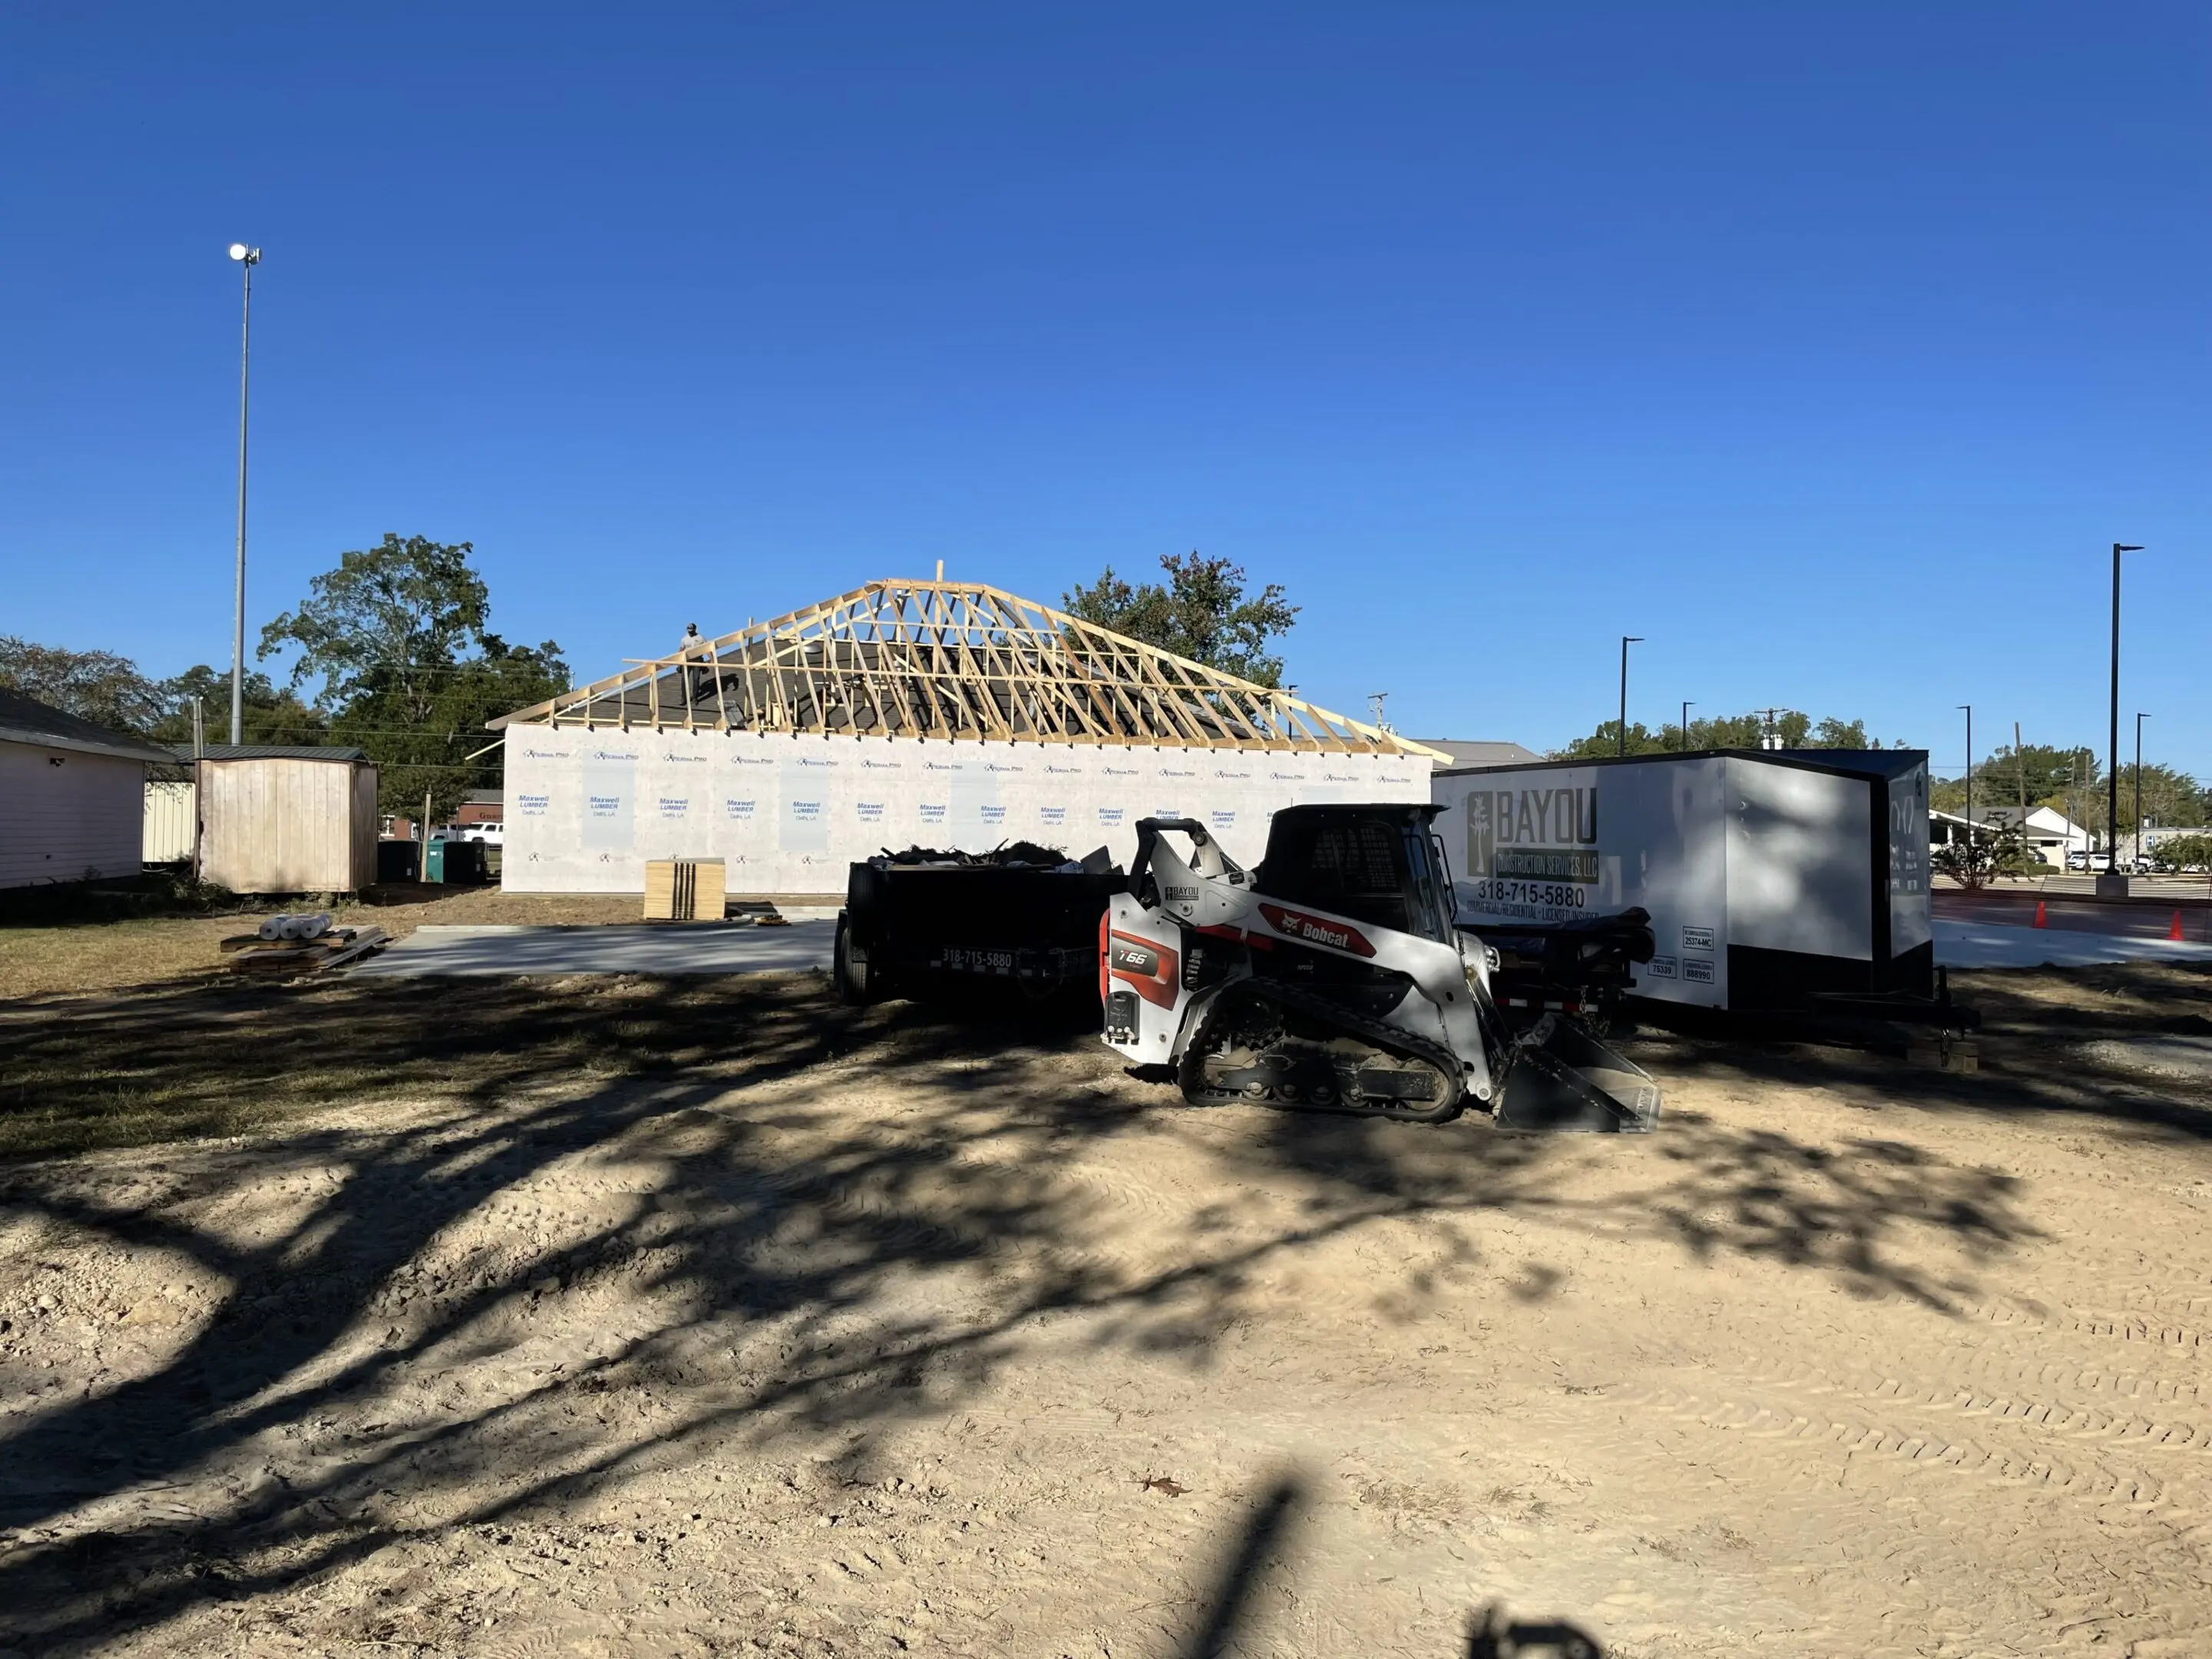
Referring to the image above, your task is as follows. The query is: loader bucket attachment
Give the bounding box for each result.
[1494,1016,1662,1133]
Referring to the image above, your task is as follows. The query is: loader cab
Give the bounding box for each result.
[1256,803,1457,945]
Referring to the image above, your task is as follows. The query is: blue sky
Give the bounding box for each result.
[4,3,2205,777]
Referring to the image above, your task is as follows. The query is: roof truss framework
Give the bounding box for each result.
[492,578,1444,760]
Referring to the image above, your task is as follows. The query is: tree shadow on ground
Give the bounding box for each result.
[0,969,2089,1648]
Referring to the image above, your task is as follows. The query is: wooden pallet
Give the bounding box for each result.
[226,927,389,975]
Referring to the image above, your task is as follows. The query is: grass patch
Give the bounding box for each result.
[0,972,1078,1162]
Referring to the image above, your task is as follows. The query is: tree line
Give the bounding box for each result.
[0,535,566,823]
[1551,711,1896,760]
[1548,720,2208,830]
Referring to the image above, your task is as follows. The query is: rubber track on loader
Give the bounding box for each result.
[1177,977,1468,1124]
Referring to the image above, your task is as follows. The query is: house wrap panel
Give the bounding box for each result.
[500,728,1427,894]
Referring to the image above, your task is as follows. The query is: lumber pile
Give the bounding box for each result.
[222,922,390,976]
[644,858,727,922]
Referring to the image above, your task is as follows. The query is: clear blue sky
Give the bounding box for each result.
[4,3,2205,777]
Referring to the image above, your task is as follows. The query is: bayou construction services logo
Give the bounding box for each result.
[1464,781,1599,882]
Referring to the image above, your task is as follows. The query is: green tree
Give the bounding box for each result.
[1550,709,1889,761]
[1551,720,1674,760]
[147,665,329,748]
[0,637,167,731]
[1932,820,2028,889]
[259,534,568,820]
[1810,717,1874,748]
[2152,832,2212,871]
[2114,762,2210,831]
[1063,551,1299,687]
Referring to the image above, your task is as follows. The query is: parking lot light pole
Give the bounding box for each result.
[1618,637,1642,757]
[2108,544,2142,879]
[2135,711,2150,867]
[227,241,262,747]
[1959,705,1972,860]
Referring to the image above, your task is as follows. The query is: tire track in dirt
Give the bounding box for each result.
[1594,1376,2185,1510]
[1952,1295,2212,1353]
[1692,1354,2212,1455]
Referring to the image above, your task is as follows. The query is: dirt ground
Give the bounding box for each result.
[2,961,2210,1657]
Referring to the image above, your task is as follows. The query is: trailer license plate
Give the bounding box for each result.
[942,947,1014,973]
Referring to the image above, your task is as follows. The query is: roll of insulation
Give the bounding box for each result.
[300,913,332,940]
[258,916,288,942]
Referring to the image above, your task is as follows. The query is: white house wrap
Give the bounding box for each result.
[491,578,1443,898]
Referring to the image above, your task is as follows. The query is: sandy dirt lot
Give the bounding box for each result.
[2,963,2210,1657]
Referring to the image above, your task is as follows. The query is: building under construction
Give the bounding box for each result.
[490,577,1442,896]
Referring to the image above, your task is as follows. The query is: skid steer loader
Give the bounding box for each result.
[1100,805,1662,1131]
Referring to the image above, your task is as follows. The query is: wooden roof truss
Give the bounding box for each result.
[492,579,1442,758]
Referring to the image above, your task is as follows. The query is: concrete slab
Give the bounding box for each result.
[348,920,836,978]
[1934,918,2212,970]
[349,916,2211,979]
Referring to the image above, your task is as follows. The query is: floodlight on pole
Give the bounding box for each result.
[227,243,262,747]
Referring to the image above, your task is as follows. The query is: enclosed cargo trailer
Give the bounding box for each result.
[1432,749,1932,1015]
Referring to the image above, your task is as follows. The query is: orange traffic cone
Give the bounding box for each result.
[2171,910,2187,942]
[2033,899,2048,929]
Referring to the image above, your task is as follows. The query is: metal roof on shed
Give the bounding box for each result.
[166,743,371,763]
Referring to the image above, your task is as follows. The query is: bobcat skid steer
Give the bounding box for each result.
[1100,806,1661,1131]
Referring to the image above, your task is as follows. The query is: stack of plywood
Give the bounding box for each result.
[644,858,726,922]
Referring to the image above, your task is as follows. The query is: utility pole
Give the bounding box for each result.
[190,696,206,883]
[2014,720,2028,823]
[227,243,262,747]
[1680,700,1694,753]
[1959,705,1972,866]
[2107,543,2142,888]
[1618,637,1643,757]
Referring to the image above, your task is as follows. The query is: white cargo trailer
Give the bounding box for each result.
[1433,750,1932,1013]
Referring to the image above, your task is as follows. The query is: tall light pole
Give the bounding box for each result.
[2106,542,2142,882]
[227,242,262,747]
[1959,704,1972,858]
[1618,636,1643,757]
[2135,711,2150,867]
[1680,700,1694,753]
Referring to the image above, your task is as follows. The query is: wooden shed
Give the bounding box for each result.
[188,745,380,895]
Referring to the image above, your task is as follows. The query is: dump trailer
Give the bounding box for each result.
[834,843,1125,1005]
[1102,806,1664,1131]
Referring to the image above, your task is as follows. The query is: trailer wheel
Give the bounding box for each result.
[833,913,875,1005]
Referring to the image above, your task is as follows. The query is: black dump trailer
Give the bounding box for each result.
[833,843,1126,1005]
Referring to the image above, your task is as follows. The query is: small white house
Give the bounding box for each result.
[1971,804,2092,867]
[0,688,175,889]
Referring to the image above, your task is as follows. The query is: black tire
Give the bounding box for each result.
[833,912,874,1005]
